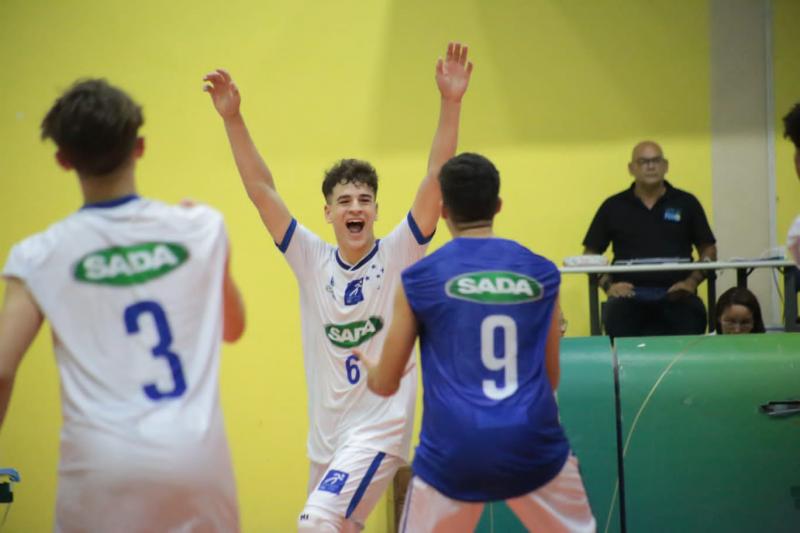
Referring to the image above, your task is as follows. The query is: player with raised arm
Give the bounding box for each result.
[0,79,245,531]
[356,153,596,532]
[204,43,472,531]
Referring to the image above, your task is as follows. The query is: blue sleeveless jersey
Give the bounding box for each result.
[403,237,570,501]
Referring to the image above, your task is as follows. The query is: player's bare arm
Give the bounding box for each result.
[669,242,717,293]
[543,296,562,392]
[354,286,418,397]
[410,42,474,237]
[222,252,245,343]
[204,69,293,243]
[0,278,44,428]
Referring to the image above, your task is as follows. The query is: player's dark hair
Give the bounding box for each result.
[783,102,800,150]
[41,78,144,176]
[439,152,500,224]
[321,159,378,203]
[714,287,766,334]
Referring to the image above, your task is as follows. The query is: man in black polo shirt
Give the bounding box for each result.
[583,140,717,337]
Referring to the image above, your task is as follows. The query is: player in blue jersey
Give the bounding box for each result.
[356,153,596,532]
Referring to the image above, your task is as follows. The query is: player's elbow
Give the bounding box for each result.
[368,377,399,397]
[223,314,246,343]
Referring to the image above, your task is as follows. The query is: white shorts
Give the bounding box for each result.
[400,455,596,533]
[300,446,406,531]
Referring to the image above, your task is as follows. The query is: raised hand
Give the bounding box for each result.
[436,42,473,103]
[203,69,241,119]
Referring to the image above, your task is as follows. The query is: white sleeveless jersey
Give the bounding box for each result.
[3,196,238,532]
[279,213,431,464]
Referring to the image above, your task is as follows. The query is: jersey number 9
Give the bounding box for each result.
[480,314,518,400]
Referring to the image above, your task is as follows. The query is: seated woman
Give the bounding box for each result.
[715,287,766,334]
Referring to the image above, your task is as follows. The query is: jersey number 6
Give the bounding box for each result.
[124,301,188,401]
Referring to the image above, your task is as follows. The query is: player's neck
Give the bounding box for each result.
[79,166,138,205]
[339,237,376,266]
[451,221,494,239]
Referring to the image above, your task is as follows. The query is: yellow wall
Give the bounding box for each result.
[0,1,715,531]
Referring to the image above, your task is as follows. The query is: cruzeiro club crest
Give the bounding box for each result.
[446,271,543,304]
[74,242,189,286]
[325,316,384,348]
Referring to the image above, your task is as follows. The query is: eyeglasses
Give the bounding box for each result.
[634,156,665,166]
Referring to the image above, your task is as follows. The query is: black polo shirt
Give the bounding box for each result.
[582,181,716,287]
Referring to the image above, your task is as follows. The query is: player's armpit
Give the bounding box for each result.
[0,278,44,428]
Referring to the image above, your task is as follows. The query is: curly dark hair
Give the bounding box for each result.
[783,102,800,150]
[41,78,144,176]
[321,159,378,203]
[439,152,500,224]
[715,287,766,334]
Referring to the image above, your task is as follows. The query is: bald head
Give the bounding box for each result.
[631,141,664,162]
[628,140,668,190]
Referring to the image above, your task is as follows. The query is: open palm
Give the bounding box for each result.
[436,42,473,103]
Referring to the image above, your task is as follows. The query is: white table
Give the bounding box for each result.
[560,259,798,335]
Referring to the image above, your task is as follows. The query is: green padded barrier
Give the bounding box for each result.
[476,336,620,532]
[616,334,800,533]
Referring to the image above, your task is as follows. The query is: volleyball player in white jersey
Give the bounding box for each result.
[0,79,246,532]
[204,43,472,531]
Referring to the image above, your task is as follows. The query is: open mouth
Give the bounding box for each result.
[346,220,365,234]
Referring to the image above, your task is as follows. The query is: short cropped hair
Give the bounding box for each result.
[321,159,378,203]
[714,287,766,334]
[783,102,800,150]
[439,152,500,224]
[41,78,144,176]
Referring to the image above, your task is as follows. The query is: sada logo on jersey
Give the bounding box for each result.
[446,271,543,304]
[74,243,189,286]
[324,316,384,348]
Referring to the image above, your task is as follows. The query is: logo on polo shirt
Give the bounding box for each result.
[325,316,384,348]
[664,208,682,222]
[318,470,349,494]
[74,243,189,286]
[446,271,543,304]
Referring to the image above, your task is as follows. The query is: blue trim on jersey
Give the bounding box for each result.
[407,212,434,245]
[335,240,380,271]
[81,194,139,210]
[345,451,386,519]
[275,218,298,253]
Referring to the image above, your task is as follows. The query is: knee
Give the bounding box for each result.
[297,507,344,532]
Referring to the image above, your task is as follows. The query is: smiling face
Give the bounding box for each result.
[324,181,378,261]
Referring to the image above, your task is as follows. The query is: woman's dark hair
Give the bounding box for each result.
[715,287,766,334]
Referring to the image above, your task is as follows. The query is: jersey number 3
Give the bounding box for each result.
[124,301,187,401]
[481,314,518,400]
